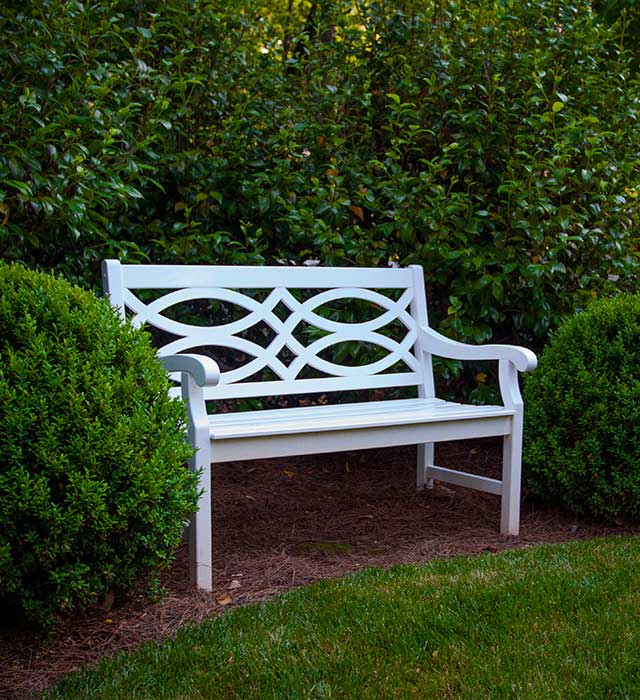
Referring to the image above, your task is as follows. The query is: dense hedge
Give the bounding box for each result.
[593,0,640,67]
[0,264,197,624]
[1,0,638,350]
[524,293,640,522]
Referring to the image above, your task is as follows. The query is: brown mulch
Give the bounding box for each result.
[2,438,639,699]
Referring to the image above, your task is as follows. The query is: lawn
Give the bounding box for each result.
[44,536,640,699]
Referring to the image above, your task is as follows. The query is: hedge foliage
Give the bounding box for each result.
[593,0,640,67]
[0,264,197,624]
[1,0,639,349]
[524,293,640,522]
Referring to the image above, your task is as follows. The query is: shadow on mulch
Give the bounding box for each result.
[2,438,639,699]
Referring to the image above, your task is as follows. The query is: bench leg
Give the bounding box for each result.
[500,412,523,536]
[182,373,214,591]
[189,430,213,591]
[416,443,435,491]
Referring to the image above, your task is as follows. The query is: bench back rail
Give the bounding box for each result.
[103,261,434,401]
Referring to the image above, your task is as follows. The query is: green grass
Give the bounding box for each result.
[45,537,640,699]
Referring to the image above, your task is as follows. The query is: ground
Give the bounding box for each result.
[2,438,639,699]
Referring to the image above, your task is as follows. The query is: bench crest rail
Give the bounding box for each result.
[103,262,428,400]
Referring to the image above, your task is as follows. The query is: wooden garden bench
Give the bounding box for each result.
[102,261,537,591]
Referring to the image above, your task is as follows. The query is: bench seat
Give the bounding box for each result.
[209,398,514,460]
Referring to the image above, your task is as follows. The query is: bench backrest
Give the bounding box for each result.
[102,261,434,401]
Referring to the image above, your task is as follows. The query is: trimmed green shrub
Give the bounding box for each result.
[0,264,197,624]
[524,293,640,521]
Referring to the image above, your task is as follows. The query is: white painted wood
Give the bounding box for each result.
[127,283,420,396]
[424,465,503,496]
[409,267,434,397]
[180,372,421,402]
[421,325,537,372]
[101,260,125,321]
[417,443,435,491]
[126,286,415,337]
[182,372,214,590]
[499,359,524,535]
[160,354,221,388]
[102,259,537,591]
[410,265,435,491]
[209,399,513,439]
[208,416,514,464]
[117,263,413,289]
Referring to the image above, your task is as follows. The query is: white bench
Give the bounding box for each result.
[102,260,537,591]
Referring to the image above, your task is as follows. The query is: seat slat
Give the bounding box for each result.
[209,398,513,440]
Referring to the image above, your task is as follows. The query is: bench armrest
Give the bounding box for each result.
[160,353,221,387]
[420,326,537,372]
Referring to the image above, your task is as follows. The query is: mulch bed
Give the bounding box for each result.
[2,438,639,699]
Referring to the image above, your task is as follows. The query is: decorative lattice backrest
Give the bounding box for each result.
[103,262,431,401]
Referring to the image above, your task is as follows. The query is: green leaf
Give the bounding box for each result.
[121,186,143,199]
[2,179,33,197]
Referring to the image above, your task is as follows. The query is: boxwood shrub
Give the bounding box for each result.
[0,264,197,624]
[524,293,640,521]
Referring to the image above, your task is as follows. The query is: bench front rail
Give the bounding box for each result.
[103,261,536,590]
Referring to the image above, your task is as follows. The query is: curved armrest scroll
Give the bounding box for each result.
[160,354,221,387]
[421,326,537,372]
